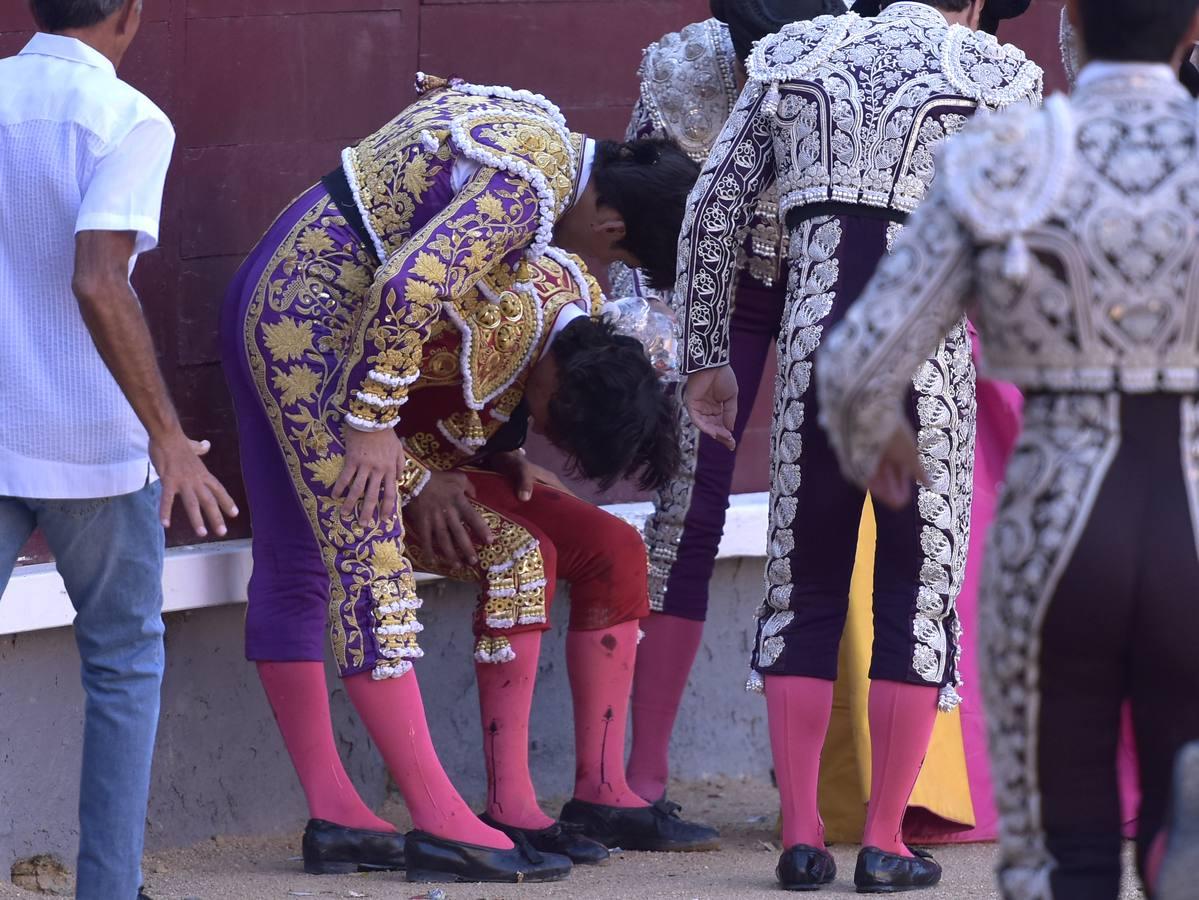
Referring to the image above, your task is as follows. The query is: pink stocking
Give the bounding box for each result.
[343,670,513,849]
[627,613,705,801]
[476,631,555,830]
[567,620,649,809]
[862,680,939,856]
[257,661,395,832]
[765,675,834,849]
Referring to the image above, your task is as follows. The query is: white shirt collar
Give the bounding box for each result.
[1075,60,1184,93]
[20,33,115,76]
[877,2,949,27]
[570,138,596,209]
[539,303,588,360]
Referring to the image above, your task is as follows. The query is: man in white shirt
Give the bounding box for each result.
[0,2,237,897]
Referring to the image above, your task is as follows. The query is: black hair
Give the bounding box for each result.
[1079,0,1199,63]
[29,0,126,31]
[545,317,681,492]
[709,0,845,61]
[1183,52,1199,96]
[592,139,700,292]
[858,0,1031,32]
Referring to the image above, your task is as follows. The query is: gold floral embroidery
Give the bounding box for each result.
[273,364,321,405]
[262,318,316,362]
[243,194,422,675]
[406,502,548,637]
[342,167,542,429]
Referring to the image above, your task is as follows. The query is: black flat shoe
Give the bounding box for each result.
[854,846,942,893]
[1158,741,1199,900]
[777,844,837,891]
[404,829,572,883]
[559,798,720,852]
[302,818,405,875]
[479,813,610,865]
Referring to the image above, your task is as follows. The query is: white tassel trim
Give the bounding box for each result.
[380,644,425,661]
[419,129,440,153]
[938,684,963,713]
[341,147,388,262]
[372,660,413,679]
[516,614,547,625]
[354,390,408,409]
[486,615,516,629]
[746,669,765,694]
[376,595,423,616]
[489,587,517,599]
[448,110,569,260]
[474,644,518,664]
[518,578,547,594]
[436,418,487,455]
[368,369,419,388]
[344,413,396,432]
[404,466,431,502]
[376,622,424,636]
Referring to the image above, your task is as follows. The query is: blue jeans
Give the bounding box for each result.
[0,483,165,900]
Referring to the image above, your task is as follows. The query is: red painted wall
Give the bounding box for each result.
[2,0,1068,560]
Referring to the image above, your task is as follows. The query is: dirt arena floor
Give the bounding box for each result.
[0,777,1146,899]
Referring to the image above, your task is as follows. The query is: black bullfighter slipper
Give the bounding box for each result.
[479,812,610,865]
[301,818,405,875]
[854,845,942,893]
[776,843,837,891]
[403,829,572,883]
[558,797,721,852]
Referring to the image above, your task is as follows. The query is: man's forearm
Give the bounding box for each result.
[74,275,181,442]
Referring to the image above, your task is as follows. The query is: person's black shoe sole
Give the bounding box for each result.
[303,859,401,875]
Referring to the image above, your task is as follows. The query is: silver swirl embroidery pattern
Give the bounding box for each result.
[746,6,1041,221]
[753,216,843,674]
[911,318,975,711]
[643,396,701,613]
[980,393,1120,900]
[679,86,776,372]
[639,18,738,165]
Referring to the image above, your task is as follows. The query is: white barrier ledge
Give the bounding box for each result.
[0,492,769,637]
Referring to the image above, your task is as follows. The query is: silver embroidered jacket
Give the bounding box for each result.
[677,1,1043,372]
[819,63,1199,486]
[611,18,787,299]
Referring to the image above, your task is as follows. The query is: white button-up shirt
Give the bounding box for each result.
[0,33,175,499]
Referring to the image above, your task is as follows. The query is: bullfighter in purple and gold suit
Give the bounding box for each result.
[221,75,707,884]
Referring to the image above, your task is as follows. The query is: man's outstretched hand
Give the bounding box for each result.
[867,425,930,510]
[152,433,239,538]
[684,365,739,451]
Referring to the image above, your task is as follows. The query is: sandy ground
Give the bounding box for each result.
[0,778,1148,899]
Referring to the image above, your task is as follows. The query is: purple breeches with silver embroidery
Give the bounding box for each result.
[752,215,975,696]
[644,274,786,620]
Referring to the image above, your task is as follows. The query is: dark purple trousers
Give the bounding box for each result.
[644,274,787,619]
[752,215,974,700]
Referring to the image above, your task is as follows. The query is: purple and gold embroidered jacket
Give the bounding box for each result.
[338,76,588,431]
